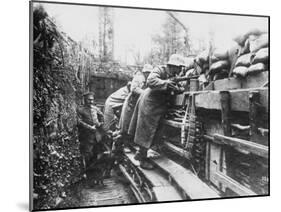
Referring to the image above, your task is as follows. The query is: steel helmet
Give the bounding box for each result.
[142,64,153,73]
[167,54,185,67]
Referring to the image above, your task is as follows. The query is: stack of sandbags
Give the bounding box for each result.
[194,50,209,74]
[232,52,253,77]
[232,29,268,77]
[208,47,230,80]
[233,28,266,50]
[248,33,269,75]
[183,56,196,76]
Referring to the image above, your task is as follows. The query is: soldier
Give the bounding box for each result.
[128,54,185,169]
[77,92,104,169]
[103,82,131,132]
[119,64,153,137]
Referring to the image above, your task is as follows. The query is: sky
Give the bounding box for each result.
[34,2,268,65]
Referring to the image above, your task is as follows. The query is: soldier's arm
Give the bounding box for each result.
[131,73,145,95]
[147,68,169,90]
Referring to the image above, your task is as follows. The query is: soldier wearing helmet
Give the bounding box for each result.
[119,64,153,137]
[128,54,185,169]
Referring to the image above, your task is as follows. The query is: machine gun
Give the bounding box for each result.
[167,75,200,95]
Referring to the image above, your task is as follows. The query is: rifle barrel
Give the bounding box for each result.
[173,75,199,82]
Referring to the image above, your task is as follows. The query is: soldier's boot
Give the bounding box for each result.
[134,147,154,170]
[134,147,147,161]
[140,159,154,170]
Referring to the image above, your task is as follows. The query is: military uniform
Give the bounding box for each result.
[77,105,104,167]
[128,66,173,149]
[119,71,146,134]
[103,85,130,131]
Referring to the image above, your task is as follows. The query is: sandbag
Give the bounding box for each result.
[249,33,268,53]
[233,66,248,77]
[233,28,266,46]
[212,48,229,60]
[251,47,268,64]
[240,38,250,55]
[209,60,229,74]
[195,50,209,66]
[235,53,253,67]
[210,55,220,63]
[248,63,266,74]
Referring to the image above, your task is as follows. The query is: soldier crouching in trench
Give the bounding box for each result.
[128,54,185,169]
[76,92,105,176]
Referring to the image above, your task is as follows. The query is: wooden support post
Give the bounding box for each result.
[205,139,211,181]
[249,91,260,143]
[220,91,231,136]
[219,91,231,191]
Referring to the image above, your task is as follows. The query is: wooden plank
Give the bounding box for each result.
[162,119,189,129]
[220,91,231,136]
[213,134,268,158]
[163,141,191,160]
[152,187,182,201]
[219,91,231,191]
[214,172,257,196]
[194,88,268,112]
[125,153,182,201]
[150,156,220,199]
[205,141,211,181]
[209,143,222,188]
[125,153,169,187]
[214,78,242,90]
[249,91,262,144]
[242,71,268,89]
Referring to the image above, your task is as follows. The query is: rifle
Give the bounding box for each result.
[170,75,200,83]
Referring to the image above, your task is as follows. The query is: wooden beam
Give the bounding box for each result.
[219,91,231,190]
[214,171,257,196]
[194,88,268,112]
[213,134,268,158]
[214,78,242,90]
[151,156,220,199]
[162,119,189,129]
[249,91,260,142]
[242,71,268,89]
[163,141,191,160]
[220,91,231,136]
[125,152,184,201]
[205,141,211,181]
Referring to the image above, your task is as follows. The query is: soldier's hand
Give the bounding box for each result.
[90,125,96,131]
[166,80,178,90]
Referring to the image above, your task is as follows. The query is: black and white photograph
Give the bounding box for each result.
[30,1,269,211]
